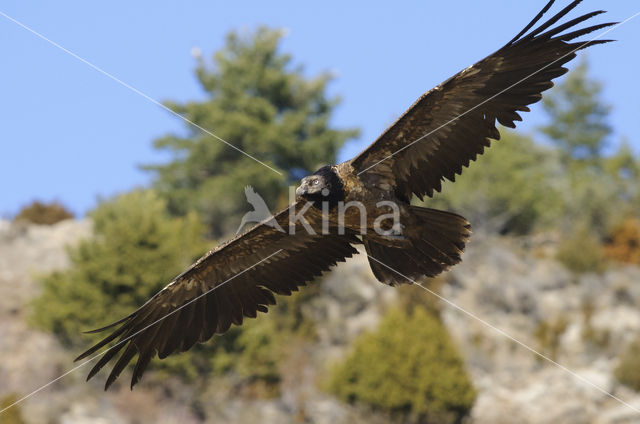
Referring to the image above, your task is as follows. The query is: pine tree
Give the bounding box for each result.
[144,27,358,237]
[540,58,611,162]
[539,58,636,238]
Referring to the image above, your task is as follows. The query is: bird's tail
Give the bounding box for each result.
[363,206,471,286]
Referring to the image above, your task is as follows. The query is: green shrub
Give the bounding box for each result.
[30,190,209,379]
[534,316,568,360]
[556,225,607,274]
[13,200,73,225]
[326,307,475,423]
[615,338,640,391]
[0,394,26,424]
[580,299,610,350]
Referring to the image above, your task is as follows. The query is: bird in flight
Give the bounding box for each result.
[77,0,615,389]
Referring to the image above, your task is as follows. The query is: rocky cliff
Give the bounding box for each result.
[2,219,640,423]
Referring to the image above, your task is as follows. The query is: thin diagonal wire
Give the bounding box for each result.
[366,253,640,415]
[0,249,284,415]
[0,10,283,176]
[357,11,640,176]
[2,3,639,418]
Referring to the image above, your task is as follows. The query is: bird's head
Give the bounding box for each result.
[295,165,344,207]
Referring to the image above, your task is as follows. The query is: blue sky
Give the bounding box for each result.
[1,1,638,217]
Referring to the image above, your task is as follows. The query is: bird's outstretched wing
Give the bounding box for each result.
[350,0,615,200]
[76,200,360,389]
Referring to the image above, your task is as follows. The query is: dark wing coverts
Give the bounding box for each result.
[76,201,359,389]
[351,0,615,200]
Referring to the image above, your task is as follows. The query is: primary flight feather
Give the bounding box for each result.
[76,0,615,389]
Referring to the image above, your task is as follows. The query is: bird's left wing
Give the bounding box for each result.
[350,0,615,200]
[76,200,360,390]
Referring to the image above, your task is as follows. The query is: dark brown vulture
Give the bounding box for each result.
[77,0,615,389]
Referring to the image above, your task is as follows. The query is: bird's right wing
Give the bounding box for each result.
[76,200,360,390]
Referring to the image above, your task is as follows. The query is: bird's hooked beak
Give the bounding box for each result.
[296,177,310,197]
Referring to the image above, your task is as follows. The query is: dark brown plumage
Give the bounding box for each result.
[77,0,615,389]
